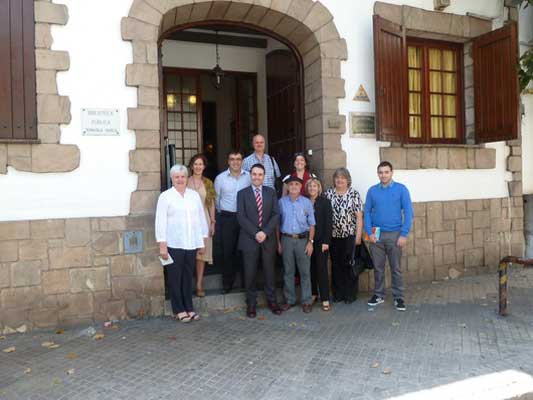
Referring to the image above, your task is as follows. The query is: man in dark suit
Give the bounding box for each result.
[237,163,282,318]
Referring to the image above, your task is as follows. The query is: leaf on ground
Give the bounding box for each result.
[41,341,55,348]
[391,321,400,327]
[66,353,78,360]
[55,329,65,335]
[52,378,62,385]
[289,322,297,327]
[66,369,75,375]
[371,362,380,368]
[257,316,267,321]
[238,316,246,321]
[47,344,60,349]
[16,325,27,334]
[24,368,31,375]
[3,346,15,353]
[93,333,105,340]
[0,336,5,340]
[382,367,392,375]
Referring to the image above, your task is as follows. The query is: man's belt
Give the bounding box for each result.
[218,210,237,216]
[281,232,309,239]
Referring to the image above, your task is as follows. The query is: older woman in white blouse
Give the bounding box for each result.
[156,164,209,323]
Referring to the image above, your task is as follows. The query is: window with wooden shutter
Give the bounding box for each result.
[373,15,408,142]
[473,22,519,143]
[0,0,37,141]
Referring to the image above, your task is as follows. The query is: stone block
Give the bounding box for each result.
[121,17,159,41]
[475,148,496,169]
[473,229,484,247]
[512,218,523,231]
[111,276,145,299]
[143,276,165,295]
[472,210,490,229]
[150,296,165,317]
[437,148,448,169]
[443,200,466,220]
[320,39,348,61]
[70,267,110,293]
[489,198,502,219]
[30,308,59,329]
[456,218,472,235]
[412,202,426,217]
[456,234,473,251]
[36,70,57,94]
[91,232,121,256]
[127,108,160,130]
[433,231,455,245]
[0,286,42,309]
[137,172,161,191]
[42,270,70,295]
[490,218,511,233]
[0,221,30,240]
[413,217,426,239]
[433,245,443,266]
[30,219,65,239]
[129,0,163,25]
[0,144,6,174]
[110,255,137,277]
[129,149,161,172]
[464,248,484,267]
[10,260,42,287]
[466,148,475,169]
[37,95,71,124]
[415,238,433,255]
[34,2,68,25]
[38,124,61,144]
[96,298,126,322]
[64,218,91,247]
[426,202,443,232]
[126,214,155,230]
[484,243,500,267]
[57,293,94,318]
[35,23,53,49]
[130,190,159,215]
[132,41,147,64]
[406,148,421,169]
[420,148,437,168]
[448,148,467,169]
[137,253,162,277]
[98,217,127,232]
[0,307,29,329]
[467,199,483,211]
[0,241,18,262]
[31,144,79,173]
[49,246,92,269]
[508,181,522,197]
[126,64,158,87]
[19,240,48,261]
[379,147,406,169]
[35,49,69,71]
[138,87,159,107]
[507,156,522,172]
[303,1,333,32]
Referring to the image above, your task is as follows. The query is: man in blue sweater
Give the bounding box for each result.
[364,161,413,311]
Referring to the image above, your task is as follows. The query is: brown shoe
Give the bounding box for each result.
[280,303,293,312]
[268,303,282,315]
[302,304,312,313]
[196,289,206,297]
[246,305,256,319]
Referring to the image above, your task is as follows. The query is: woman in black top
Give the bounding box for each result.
[306,177,333,311]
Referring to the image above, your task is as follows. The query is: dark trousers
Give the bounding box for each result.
[166,247,196,314]
[215,212,241,290]
[311,243,330,301]
[330,236,358,301]
[242,238,277,307]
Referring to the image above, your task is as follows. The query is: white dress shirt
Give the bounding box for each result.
[155,187,209,250]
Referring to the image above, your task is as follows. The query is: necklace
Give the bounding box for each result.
[191,176,203,191]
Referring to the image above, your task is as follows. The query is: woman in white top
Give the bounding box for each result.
[155,164,209,323]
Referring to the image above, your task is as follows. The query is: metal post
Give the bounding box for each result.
[498,261,508,316]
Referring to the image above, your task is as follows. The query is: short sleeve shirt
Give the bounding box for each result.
[324,186,363,238]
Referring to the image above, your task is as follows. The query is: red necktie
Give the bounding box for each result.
[255,188,263,227]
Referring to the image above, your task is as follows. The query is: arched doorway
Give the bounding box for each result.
[122,0,348,215]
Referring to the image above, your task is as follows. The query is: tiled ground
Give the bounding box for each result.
[2,267,533,400]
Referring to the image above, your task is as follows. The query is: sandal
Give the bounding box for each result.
[188,311,200,321]
[321,301,331,312]
[196,289,206,297]
[176,312,191,323]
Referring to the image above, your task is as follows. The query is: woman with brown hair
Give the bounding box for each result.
[188,154,216,297]
[282,152,313,197]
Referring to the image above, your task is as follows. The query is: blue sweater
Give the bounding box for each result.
[363,181,413,237]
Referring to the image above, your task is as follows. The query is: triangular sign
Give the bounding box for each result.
[353,84,370,102]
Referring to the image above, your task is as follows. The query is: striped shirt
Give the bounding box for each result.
[242,152,281,189]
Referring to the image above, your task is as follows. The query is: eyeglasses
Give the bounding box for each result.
[229,157,242,161]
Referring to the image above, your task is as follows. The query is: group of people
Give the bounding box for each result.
[155,134,413,322]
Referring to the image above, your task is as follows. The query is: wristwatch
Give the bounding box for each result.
[308,239,314,244]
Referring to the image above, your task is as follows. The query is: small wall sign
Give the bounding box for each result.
[350,112,375,137]
[353,84,370,102]
[81,108,120,136]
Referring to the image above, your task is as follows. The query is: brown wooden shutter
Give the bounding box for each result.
[373,14,408,142]
[0,0,36,140]
[473,22,518,143]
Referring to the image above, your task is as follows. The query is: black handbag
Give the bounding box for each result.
[347,242,374,278]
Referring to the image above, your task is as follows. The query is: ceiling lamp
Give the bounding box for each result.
[211,31,224,90]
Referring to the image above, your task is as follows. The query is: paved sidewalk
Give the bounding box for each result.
[2,267,533,400]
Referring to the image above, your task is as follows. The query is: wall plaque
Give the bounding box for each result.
[81,108,120,136]
[350,112,375,137]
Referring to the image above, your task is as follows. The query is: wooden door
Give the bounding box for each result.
[235,74,258,157]
[266,50,303,175]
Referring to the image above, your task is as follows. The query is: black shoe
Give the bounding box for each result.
[394,298,406,311]
[344,297,356,304]
[246,305,256,318]
[332,297,344,303]
[367,295,385,306]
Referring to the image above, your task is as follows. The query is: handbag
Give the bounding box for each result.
[347,241,374,278]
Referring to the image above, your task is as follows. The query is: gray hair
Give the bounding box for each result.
[333,167,352,187]
[169,164,188,178]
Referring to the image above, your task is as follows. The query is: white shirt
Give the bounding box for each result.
[155,187,209,250]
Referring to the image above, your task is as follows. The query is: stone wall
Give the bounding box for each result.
[0,215,162,332]
[359,197,525,292]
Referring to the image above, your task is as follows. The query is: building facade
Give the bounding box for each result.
[0,0,532,330]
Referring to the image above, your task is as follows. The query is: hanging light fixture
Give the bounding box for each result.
[211,30,224,90]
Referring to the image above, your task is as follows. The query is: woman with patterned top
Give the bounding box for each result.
[324,168,363,303]
[187,154,216,298]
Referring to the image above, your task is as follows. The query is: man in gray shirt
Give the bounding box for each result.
[214,150,251,293]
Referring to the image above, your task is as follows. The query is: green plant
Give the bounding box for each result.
[518,0,533,91]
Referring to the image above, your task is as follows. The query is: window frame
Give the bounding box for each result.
[405,37,465,145]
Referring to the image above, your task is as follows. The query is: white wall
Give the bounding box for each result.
[0,0,137,222]
[520,5,533,195]
[320,0,513,202]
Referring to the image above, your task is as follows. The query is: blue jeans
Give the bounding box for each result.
[281,236,312,305]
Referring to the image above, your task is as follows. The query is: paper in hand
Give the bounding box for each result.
[159,254,174,266]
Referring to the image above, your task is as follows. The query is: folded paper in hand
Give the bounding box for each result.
[159,255,174,266]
